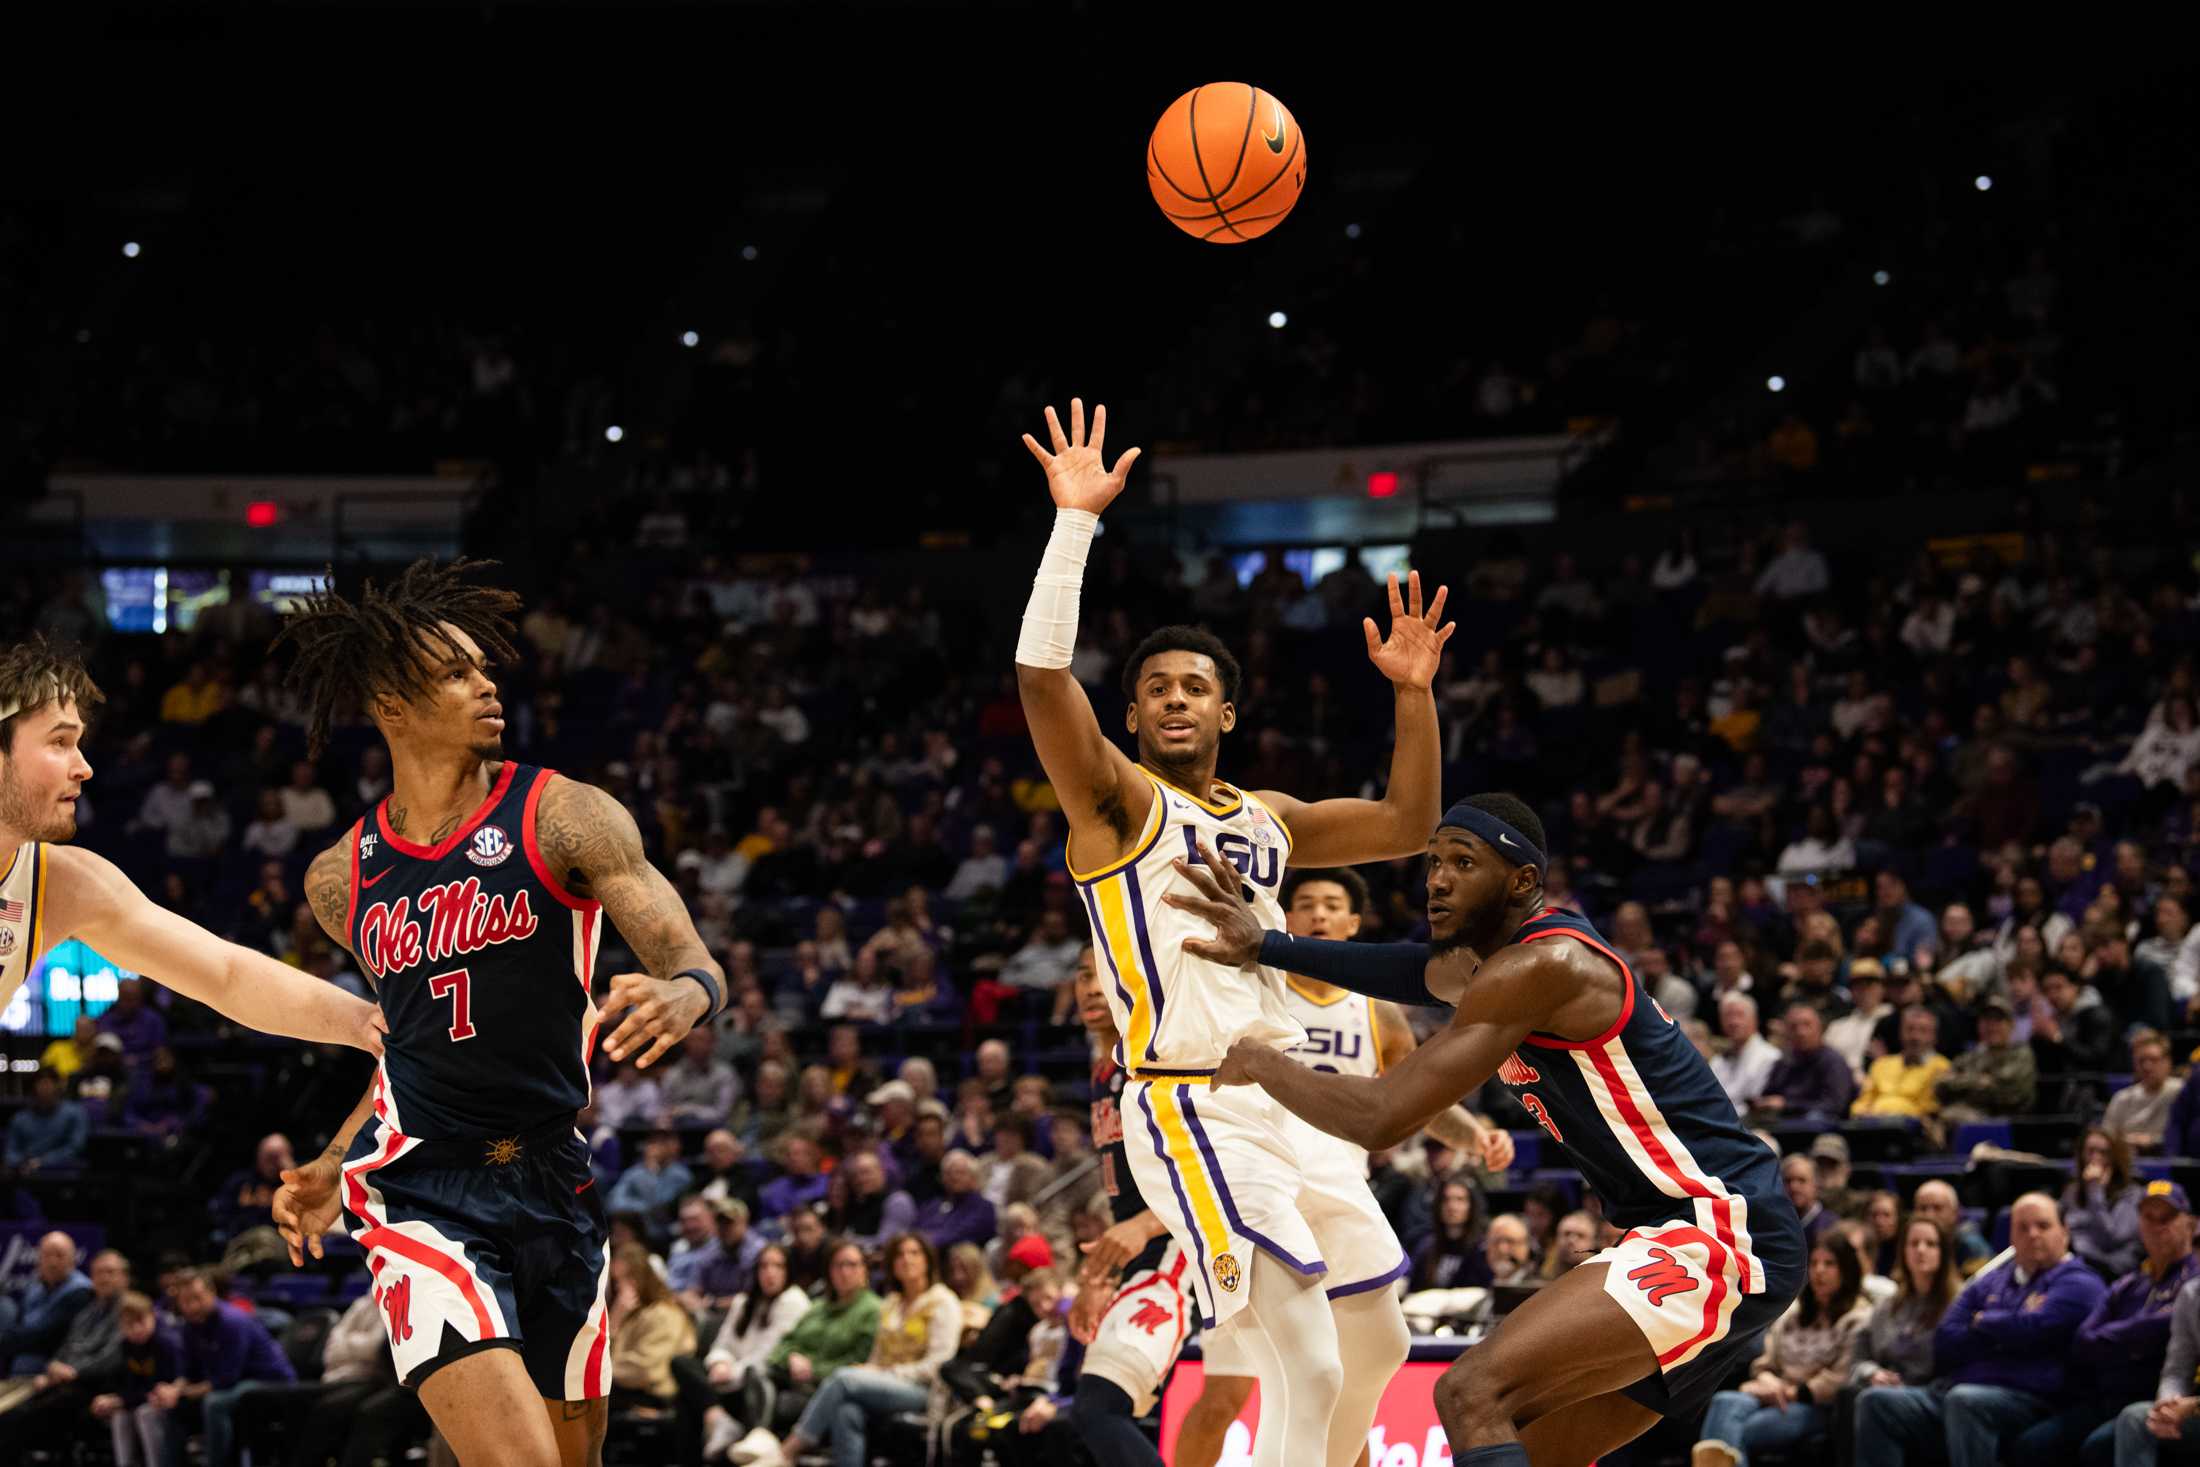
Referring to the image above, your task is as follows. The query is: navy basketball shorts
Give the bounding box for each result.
[341,1116,611,1399]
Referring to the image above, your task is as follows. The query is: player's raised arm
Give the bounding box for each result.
[532,774,723,1067]
[1014,398,1154,866]
[1255,570,1451,866]
[1218,943,1553,1152]
[46,844,385,1055]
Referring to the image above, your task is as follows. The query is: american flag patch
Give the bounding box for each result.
[0,898,23,922]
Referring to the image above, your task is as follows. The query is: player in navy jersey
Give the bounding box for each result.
[264,561,725,1467]
[1175,793,1806,1467]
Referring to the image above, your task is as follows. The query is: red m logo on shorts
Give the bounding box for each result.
[1128,1299,1174,1335]
[382,1274,415,1344]
[1626,1246,1699,1307]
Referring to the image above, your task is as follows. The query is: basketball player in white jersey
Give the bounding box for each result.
[1175,866,1516,1467]
[1015,399,1452,1467]
[0,637,384,1054]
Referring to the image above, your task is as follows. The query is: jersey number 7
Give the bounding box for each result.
[429,968,478,1042]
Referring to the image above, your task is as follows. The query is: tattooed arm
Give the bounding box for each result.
[534,773,724,1067]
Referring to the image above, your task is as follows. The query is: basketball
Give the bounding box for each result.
[1147,82,1306,243]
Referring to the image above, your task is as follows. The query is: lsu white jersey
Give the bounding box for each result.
[0,842,52,1016]
[1071,770,1303,1072]
[1280,977,1383,1079]
[1280,976,1386,1168]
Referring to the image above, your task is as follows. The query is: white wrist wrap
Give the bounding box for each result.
[1015,508,1099,669]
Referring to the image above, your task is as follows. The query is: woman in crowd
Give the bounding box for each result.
[609,1241,699,1412]
[1693,1235,1871,1467]
[1863,1190,1903,1277]
[772,1232,961,1467]
[1838,1216,1962,1467]
[783,1207,830,1293]
[699,1244,810,1462]
[2064,1125,2143,1278]
[945,1240,1001,1338]
[1409,1179,1491,1291]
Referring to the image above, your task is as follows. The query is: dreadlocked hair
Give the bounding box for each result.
[272,558,521,757]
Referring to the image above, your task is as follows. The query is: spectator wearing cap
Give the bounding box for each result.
[2105,1030,2183,1154]
[1826,960,1893,1076]
[96,979,167,1064]
[1811,1134,1858,1220]
[1758,1004,1856,1122]
[2011,1180,2200,1462]
[696,1199,768,1307]
[1935,999,2038,1137]
[1712,993,1781,1114]
[867,1079,918,1167]
[607,1129,695,1243]
[915,1151,996,1253]
[2114,1251,2200,1466]
[1853,1193,2107,1467]
[999,1232,1054,1296]
[1855,1006,1951,1120]
[1779,942,1851,1026]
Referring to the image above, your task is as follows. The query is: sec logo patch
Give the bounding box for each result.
[467,825,513,868]
[1213,1252,1242,1293]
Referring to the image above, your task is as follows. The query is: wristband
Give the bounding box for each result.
[1259,931,1445,1008]
[676,967,725,1022]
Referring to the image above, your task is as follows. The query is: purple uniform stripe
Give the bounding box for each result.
[1122,866,1166,1064]
[1179,1088,1326,1277]
[1136,1085,1215,1325]
[1077,882,1140,1071]
[1326,1254,1410,1299]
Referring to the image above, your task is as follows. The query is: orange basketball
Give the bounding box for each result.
[1147,82,1306,243]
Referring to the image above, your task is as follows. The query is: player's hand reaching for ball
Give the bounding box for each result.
[601,971,712,1068]
[273,1156,343,1267]
[1022,398,1141,516]
[1363,571,1455,691]
[1164,839,1265,969]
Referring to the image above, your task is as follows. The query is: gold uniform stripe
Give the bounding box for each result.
[1148,1082,1232,1260]
[1092,876,1157,1063]
[27,843,45,962]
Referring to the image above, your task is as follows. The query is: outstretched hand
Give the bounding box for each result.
[1162,839,1266,969]
[1363,571,1455,690]
[1021,398,1142,516]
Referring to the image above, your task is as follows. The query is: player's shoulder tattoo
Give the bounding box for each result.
[304,840,354,949]
[531,775,643,899]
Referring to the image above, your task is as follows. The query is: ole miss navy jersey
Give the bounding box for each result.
[346,762,603,1140]
[1492,908,1788,1293]
[1090,1053,1169,1277]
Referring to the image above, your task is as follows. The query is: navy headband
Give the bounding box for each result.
[1438,802,1545,873]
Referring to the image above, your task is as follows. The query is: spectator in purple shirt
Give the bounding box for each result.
[95,979,168,1065]
[757,1134,831,1223]
[1757,1004,1857,1121]
[915,1151,997,1253]
[152,1269,295,1467]
[2009,1180,2200,1461]
[1854,1193,2108,1467]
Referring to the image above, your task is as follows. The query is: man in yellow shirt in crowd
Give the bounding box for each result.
[36,1017,98,1080]
[1854,1005,1951,1118]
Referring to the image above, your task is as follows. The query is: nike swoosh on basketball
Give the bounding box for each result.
[1261,99,1285,154]
[360,868,392,889]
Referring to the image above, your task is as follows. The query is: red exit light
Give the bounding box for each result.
[1367,471,1399,498]
[246,501,279,527]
